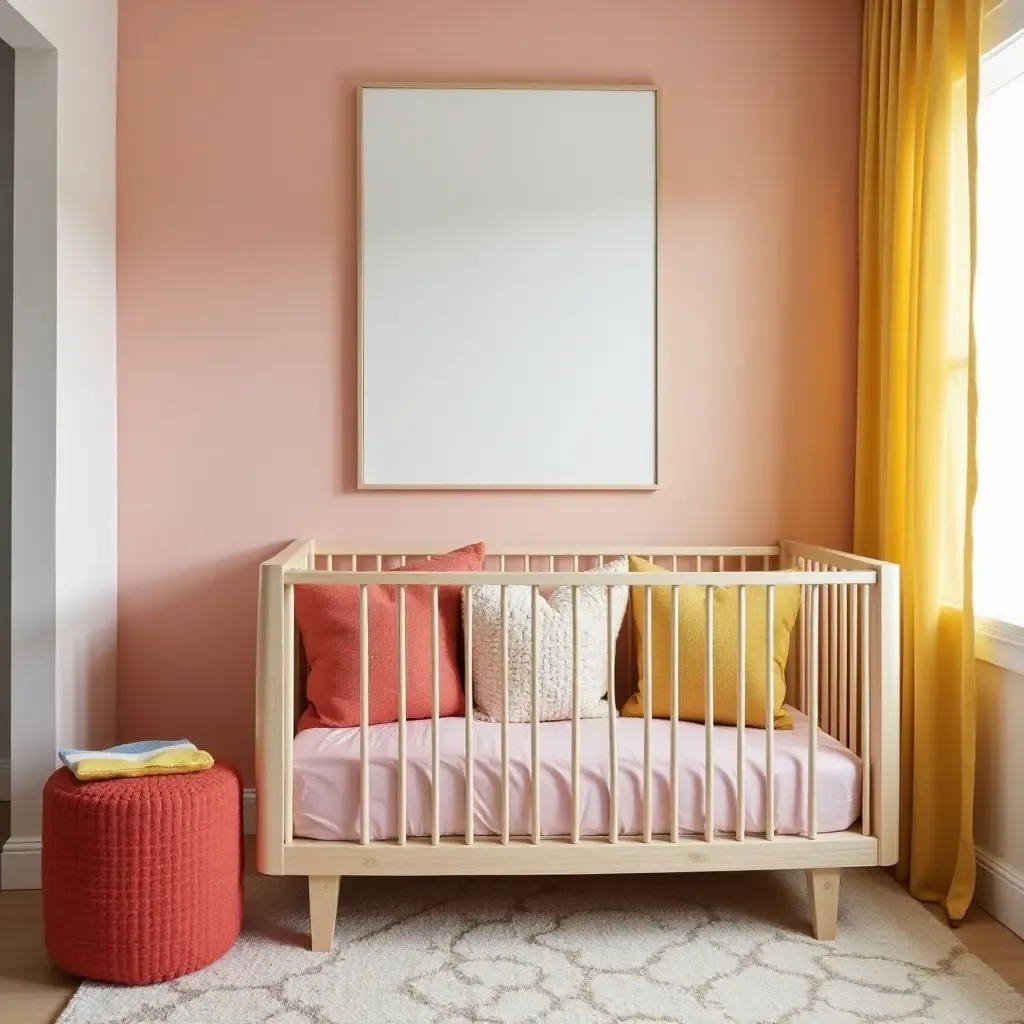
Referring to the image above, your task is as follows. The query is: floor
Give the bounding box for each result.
[0,803,77,1024]
[1,800,1022,1024]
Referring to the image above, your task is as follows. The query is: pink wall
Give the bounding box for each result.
[117,0,862,780]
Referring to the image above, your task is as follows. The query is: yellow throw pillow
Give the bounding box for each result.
[621,555,800,729]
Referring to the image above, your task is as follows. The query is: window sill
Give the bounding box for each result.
[977,616,1024,676]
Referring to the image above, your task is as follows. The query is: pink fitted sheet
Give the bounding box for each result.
[293,707,861,841]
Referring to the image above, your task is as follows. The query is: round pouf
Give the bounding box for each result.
[42,763,243,984]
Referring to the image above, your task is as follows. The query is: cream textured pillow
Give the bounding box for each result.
[467,559,629,722]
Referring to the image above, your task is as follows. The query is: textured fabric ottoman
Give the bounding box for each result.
[42,762,243,984]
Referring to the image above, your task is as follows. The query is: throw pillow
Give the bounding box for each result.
[467,558,629,722]
[296,543,485,730]
[620,555,800,728]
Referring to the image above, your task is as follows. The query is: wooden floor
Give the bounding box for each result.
[0,803,78,1024]
[2,799,1022,1024]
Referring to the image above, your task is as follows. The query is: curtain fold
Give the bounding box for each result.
[855,0,981,920]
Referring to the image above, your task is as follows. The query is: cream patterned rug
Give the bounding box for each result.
[58,868,1024,1023]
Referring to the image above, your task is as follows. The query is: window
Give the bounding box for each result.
[974,25,1024,638]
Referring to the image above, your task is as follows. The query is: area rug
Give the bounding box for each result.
[57,868,1024,1023]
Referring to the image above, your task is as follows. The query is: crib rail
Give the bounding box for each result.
[256,541,899,877]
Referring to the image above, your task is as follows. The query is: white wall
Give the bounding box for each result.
[975,654,1024,936]
[0,39,11,800]
[0,0,117,888]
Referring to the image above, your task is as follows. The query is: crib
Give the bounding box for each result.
[255,540,899,951]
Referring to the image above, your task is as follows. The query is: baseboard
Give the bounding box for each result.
[0,757,9,800]
[0,789,255,889]
[1,835,42,889]
[976,846,1024,939]
[0,790,254,890]
[243,787,256,835]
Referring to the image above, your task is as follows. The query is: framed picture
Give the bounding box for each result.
[358,84,659,490]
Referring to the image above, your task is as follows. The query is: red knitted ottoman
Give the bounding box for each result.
[42,763,243,984]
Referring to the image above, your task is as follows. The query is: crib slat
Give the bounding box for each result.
[799,560,807,712]
[741,554,747,572]
[736,585,746,842]
[359,585,370,846]
[839,583,849,746]
[718,554,725,572]
[573,554,579,572]
[861,584,871,836]
[283,583,295,842]
[849,581,859,752]
[431,585,440,847]
[499,554,506,573]
[548,554,555,572]
[397,585,407,846]
[572,585,582,844]
[670,584,680,844]
[532,585,541,845]
[643,585,653,844]
[501,584,510,845]
[351,554,358,571]
[819,572,829,737]
[765,585,775,840]
[696,555,702,571]
[705,585,715,843]
[808,585,819,840]
[464,585,474,846]
[830,578,839,739]
[607,585,619,844]
[672,555,678,571]
[328,555,334,572]
[763,554,770,570]
[376,554,383,571]
[813,562,821,723]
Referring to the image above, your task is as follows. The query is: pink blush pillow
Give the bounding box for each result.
[296,543,484,730]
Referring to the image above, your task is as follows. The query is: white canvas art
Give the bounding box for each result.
[358,85,658,489]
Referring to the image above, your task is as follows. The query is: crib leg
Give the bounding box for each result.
[309,875,341,952]
[806,868,840,940]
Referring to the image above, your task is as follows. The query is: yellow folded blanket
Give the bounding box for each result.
[58,740,213,781]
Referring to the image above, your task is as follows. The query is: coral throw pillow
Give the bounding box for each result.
[296,543,484,730]
[620,555,800,729]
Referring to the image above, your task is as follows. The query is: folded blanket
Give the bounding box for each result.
[59,739,214,781]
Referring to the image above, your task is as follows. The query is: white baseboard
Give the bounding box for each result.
[0,789,255,892]
[0,757,9,800]
[1,836,42,889]
[976,846,1024,939]
[243,787,256,835]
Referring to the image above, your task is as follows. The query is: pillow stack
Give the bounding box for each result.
[294,547,802,732]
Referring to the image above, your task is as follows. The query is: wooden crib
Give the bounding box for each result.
[255,541,899,950]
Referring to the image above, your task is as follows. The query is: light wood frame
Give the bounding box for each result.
[256,540,900,951]
[356,82,661,491]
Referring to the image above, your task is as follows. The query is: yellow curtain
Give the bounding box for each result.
[855,0,980,920]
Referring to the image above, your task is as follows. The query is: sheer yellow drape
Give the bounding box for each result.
[855,0,980,920]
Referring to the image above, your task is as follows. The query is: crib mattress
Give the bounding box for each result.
[292,707,861,842]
